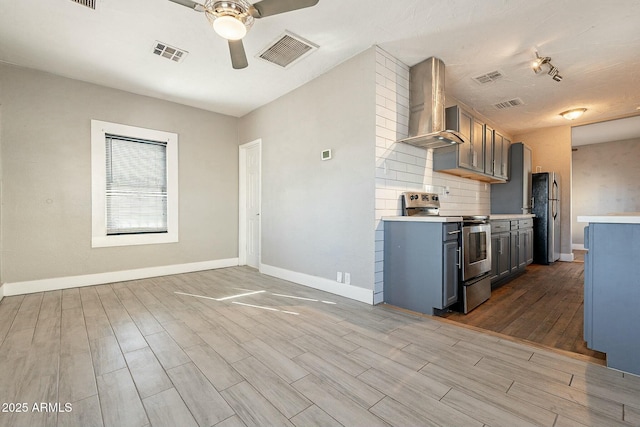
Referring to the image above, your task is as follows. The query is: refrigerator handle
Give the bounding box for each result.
[531,197,534,210]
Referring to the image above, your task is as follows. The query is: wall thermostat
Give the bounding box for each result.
[321,149,332,160]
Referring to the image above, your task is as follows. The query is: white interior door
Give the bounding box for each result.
[239,140,261,268]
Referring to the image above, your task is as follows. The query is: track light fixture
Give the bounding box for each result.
[532,51,562,82]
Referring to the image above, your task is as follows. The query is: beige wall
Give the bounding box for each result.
[0,63,239,285]
[238,48,377,292]
[572,137,640,246]
[514,125,573,258]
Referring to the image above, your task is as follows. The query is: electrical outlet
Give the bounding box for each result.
[336,272,343,282]
[344,273,351,285]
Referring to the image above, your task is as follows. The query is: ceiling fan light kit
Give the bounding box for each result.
[206,0,254,40]
[169,0,319,69]
[212,15,248,39]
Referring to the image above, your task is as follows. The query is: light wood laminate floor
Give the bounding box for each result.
[1,267,638,427]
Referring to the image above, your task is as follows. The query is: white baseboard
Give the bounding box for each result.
[559,252,575,262]
[0,284,4,302]
[260,264,373,305]
[572,243,586,250]
[1,258,239,297]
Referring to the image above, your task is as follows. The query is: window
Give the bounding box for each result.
[91,120,178,247]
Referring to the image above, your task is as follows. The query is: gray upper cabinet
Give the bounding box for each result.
[484,125,494,175]
[472,120,485,172]
[446,105,473,169]
[433,105,507,183]
[493,132,511,180]
[491,142,532,214]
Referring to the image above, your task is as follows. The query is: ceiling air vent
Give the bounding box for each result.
[70,0,96,9]
[493,98,524,110]
[473,70,505,85]
[152,42,188,63]
[257,31,318,68]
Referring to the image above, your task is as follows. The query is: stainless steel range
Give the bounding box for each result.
[401,192,492,313]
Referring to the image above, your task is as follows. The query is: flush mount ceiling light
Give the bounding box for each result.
[560,108,587,120]
[532,51,563,82]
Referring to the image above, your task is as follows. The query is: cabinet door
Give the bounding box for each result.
[518,229,528,269]
[494,132,503,178]
[443,240,459,307]
[502,137,512,180]
[471,120,485,172]
[495,132,510,179]
[484,125,494,175]
[490,234,500,281]
[510,230,519,273]
[525,228,534,265]
[458,109,473,169]
[498,233,511,279]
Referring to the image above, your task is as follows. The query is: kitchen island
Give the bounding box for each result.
[578,213,640,376]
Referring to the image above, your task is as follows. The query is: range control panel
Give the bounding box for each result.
[402,192,441,209]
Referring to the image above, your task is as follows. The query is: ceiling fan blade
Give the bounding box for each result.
[168,0,205,12]
[228,40,248,69]
[250,0,319,18]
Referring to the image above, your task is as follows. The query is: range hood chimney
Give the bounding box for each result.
[397,57,467,148]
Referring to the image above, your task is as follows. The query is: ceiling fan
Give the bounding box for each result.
[169,0,319,69]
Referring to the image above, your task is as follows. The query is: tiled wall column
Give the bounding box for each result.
[373,47,490,304]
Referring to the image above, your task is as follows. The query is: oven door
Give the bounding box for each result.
[461,223,491,281]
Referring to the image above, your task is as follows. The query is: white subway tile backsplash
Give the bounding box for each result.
[375,125,398,141]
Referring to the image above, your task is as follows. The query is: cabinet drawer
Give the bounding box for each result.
[443,223,461,241]
[519,218,533,229]
[510,220,519,230]
[491,221,510,233]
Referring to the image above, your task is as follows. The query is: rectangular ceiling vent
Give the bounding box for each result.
[152,42,188,63]
[256,31,318,69]
[70,0,96,9]
[493,98,525,110]
[473,70,505,85]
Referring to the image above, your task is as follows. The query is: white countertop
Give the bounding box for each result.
[489,214,535,220]
[577,213,640,224]
[382,216,463,223]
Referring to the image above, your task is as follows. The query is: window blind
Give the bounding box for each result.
[105,134,168,235]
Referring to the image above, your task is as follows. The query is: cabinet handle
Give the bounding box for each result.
[448,230,461,235]
[457,248,461,268]
[499,239,503,254]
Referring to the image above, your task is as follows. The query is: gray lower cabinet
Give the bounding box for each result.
[490,232,511,283]
[490,218,533,288]
[383,221,461,315]
[584,223,640,376]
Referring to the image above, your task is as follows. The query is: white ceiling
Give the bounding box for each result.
[1,0,640,135]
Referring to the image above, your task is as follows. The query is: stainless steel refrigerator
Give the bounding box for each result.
[532,172,561,264]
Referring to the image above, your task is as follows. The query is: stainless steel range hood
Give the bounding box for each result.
[397,57,467,149]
